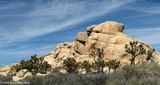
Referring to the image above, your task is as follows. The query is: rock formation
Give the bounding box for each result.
[1,21,160,81]
[44,21,160,68]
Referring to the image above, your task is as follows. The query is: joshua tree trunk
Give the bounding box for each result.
[99,67,103,73]
[108,67,111,73]
[130,56,135,65]
[101,67,104,73]
[97,67,100,73]
[114,68,117,71]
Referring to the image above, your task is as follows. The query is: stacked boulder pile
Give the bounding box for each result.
[44,21,160,68]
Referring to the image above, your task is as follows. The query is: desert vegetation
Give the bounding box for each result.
[2,63,160,85]
[63,58,80,73]
[1,41,160,85]
[91,48,106,73]
[125,41,146,65]
[62,48,120,74]
[15,63,160,85]
[106,60,120,73]
[81,60,92,73]
[11,54,51,74]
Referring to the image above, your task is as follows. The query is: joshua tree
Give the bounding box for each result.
[63,58,79,73]
[92,60,106,73]
[91,48,104,61]
[125,41,146,65]
[91,48,106,73]
[106,60,120,73]
[81,60,92,73]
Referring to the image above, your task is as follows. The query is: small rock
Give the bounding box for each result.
[16,69,28,78]
[86,25,96,32]
[76,32,88,42]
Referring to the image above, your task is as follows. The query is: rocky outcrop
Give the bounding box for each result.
[44,21,160,68]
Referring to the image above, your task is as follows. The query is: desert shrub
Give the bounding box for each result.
[63,58,79,73]
[106,60,120,72]
[21,72,107,85]
[11,54,51,74]
[81,61,92,73]
[12,60,32,72]
[0,75,13,85]
[106,63,160,85]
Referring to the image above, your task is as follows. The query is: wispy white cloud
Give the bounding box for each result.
[125,27,160,48]
[3,0,160,65]
[0,0,137,65]
[0,43,56,57]
[127,0,160,14]
[0,0,134,47]
[0,1,27,11]
[126,28,160,32]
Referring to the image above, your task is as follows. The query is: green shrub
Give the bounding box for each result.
[81,60,92,73]
[11,54,51,74]
[63,58,79,73]
[106,60,120,72]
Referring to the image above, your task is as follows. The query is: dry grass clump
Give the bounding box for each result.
[106,63,160,85]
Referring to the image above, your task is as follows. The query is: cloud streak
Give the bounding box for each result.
[0,0,135,65]
[127,0,160,14]
[0,0,133,45]
[1,0,160,65]
[125,27,160,49]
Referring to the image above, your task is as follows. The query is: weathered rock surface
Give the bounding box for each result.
[76,32,88,42]
[44,21,160,67]
[12,71,32,81]
[16,69,28,78]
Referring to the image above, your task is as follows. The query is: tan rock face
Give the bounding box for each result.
[74,41,88,54]
[76,32,88,42]
[93,21,124,33]
[44,21,160,68]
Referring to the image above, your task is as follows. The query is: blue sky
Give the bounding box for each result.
[0,0,160,66]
